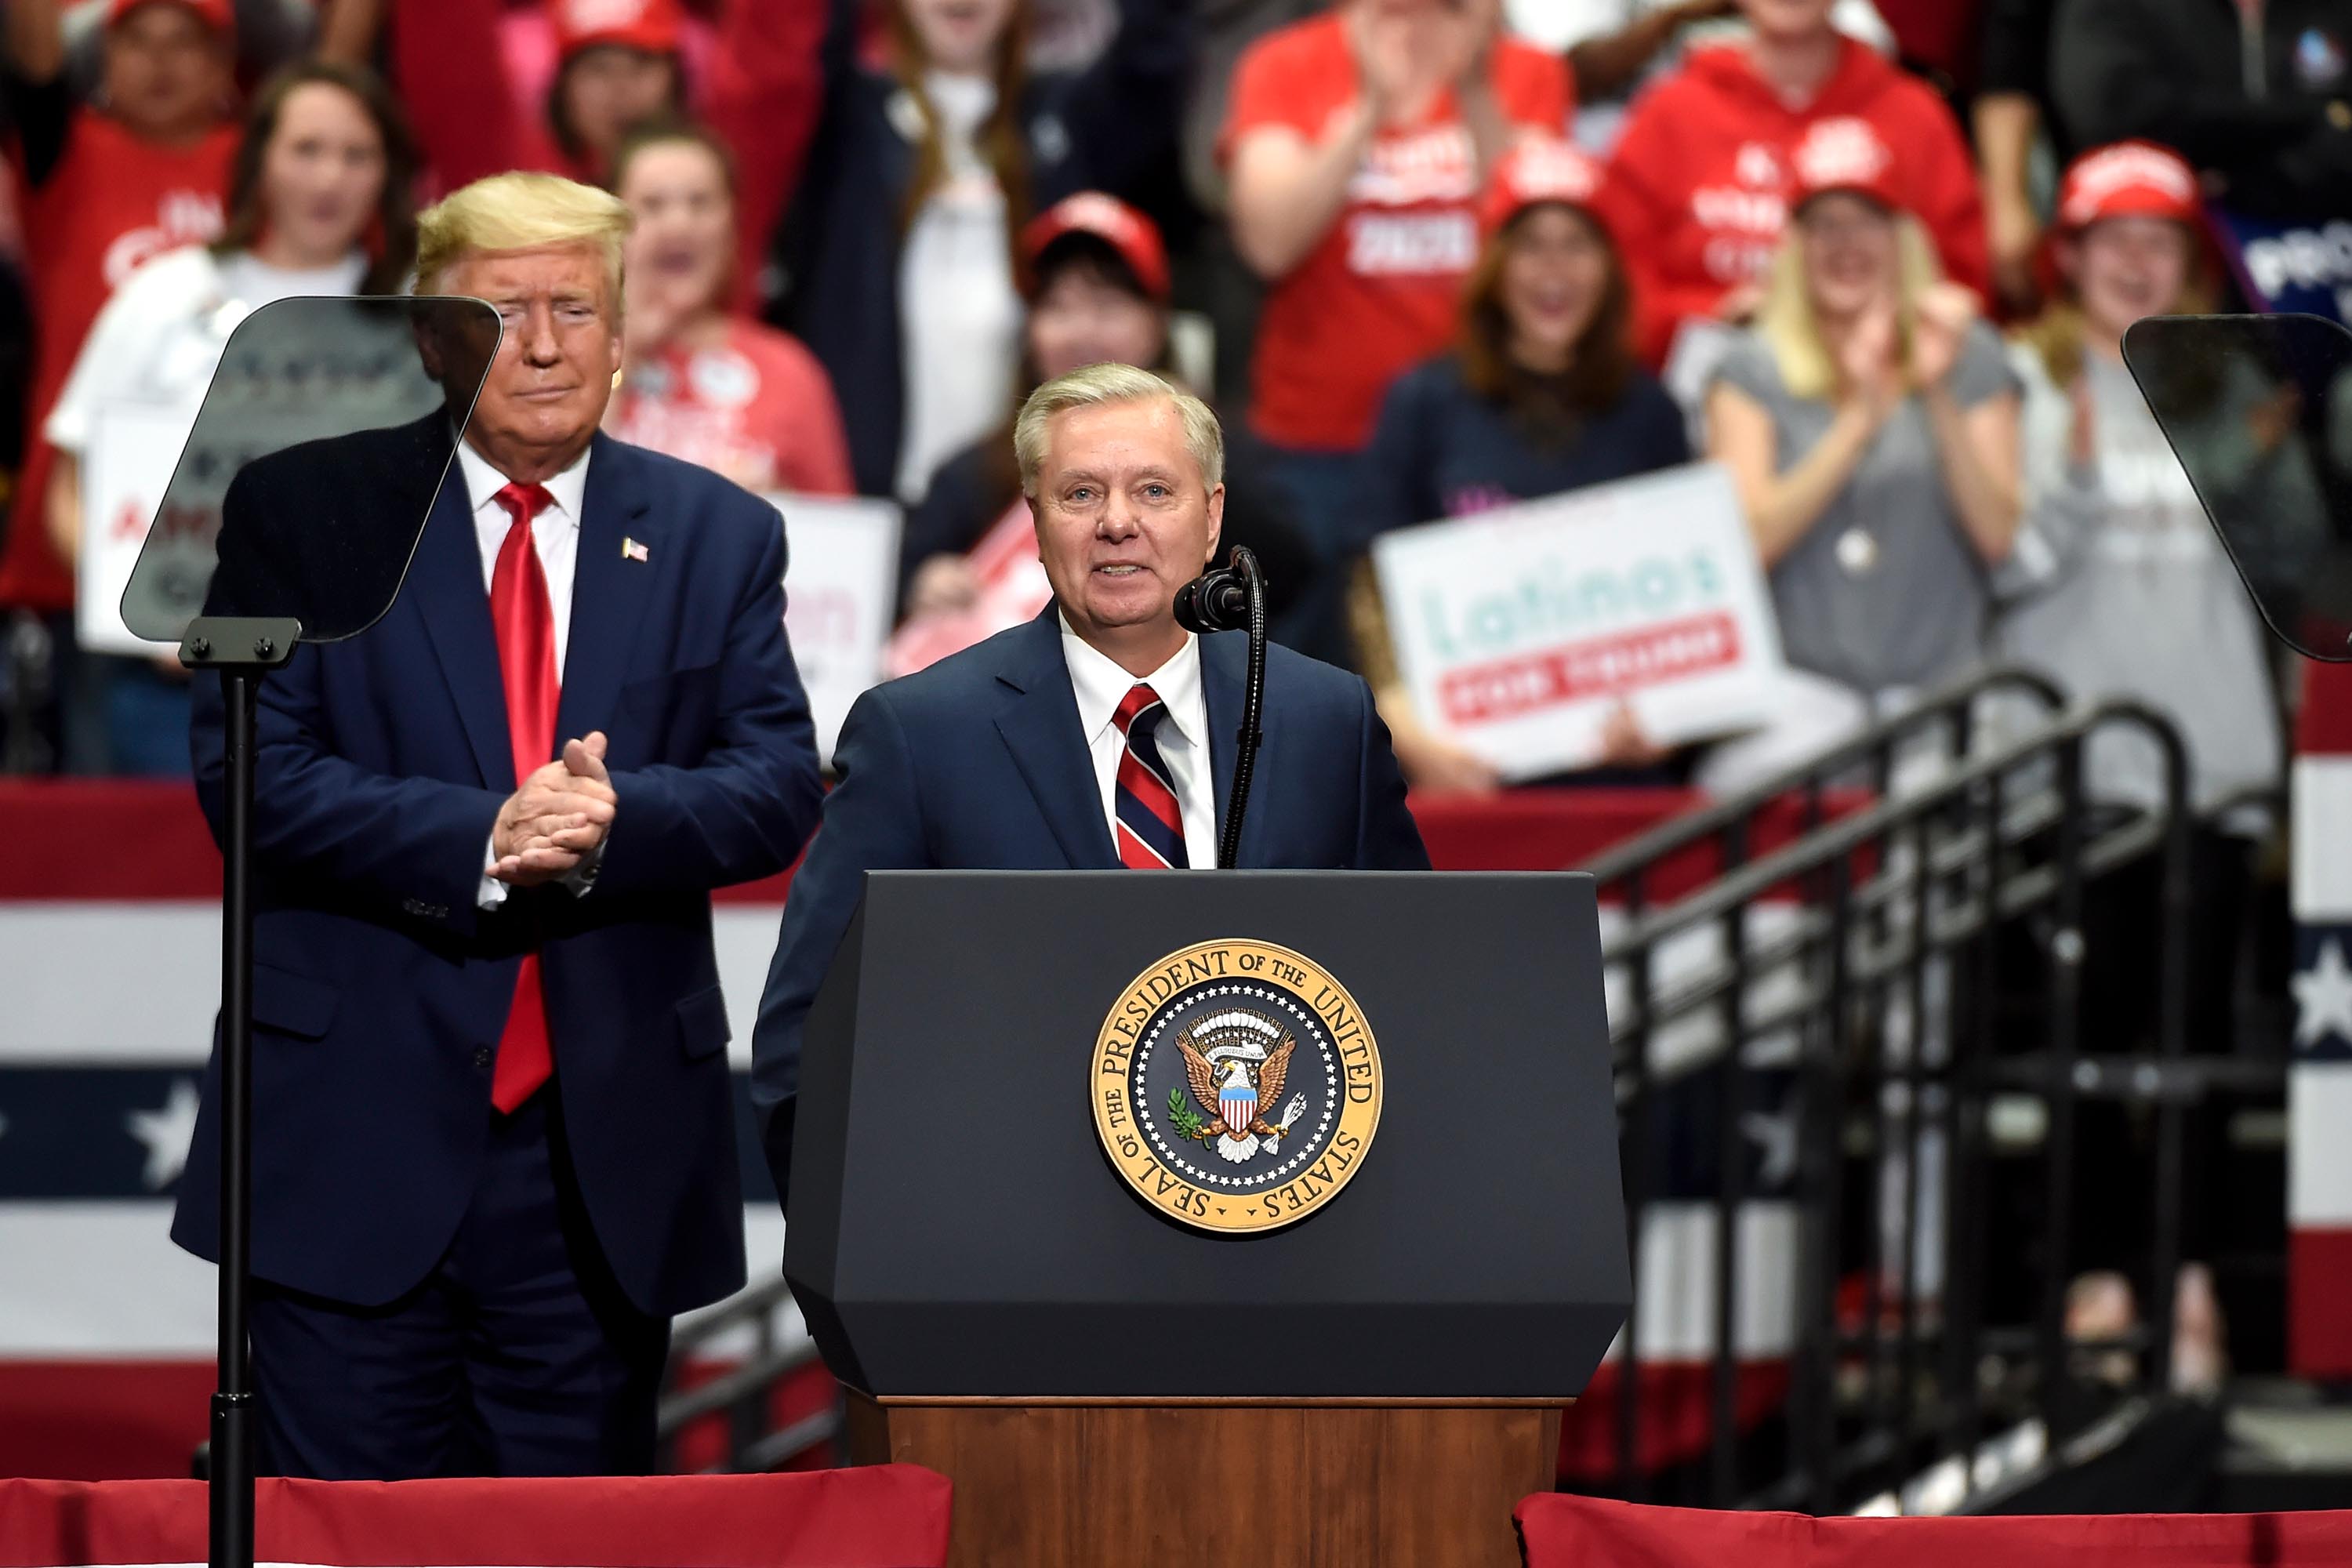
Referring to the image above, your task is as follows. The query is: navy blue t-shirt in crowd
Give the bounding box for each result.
[1356,353,1692,540]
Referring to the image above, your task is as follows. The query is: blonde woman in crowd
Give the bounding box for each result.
[1704,118,2019,782]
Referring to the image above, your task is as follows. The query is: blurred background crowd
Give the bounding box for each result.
[0,0,2346,804]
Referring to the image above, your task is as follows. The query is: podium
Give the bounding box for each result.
[786,871,1630,1567]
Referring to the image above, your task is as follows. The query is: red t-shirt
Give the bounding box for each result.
[1606,39,1991,367]
[1222,16,1571,452]
[0,112,234,612]
[604,320,855,497]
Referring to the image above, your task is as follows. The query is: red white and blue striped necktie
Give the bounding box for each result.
[1112,682,1188,870]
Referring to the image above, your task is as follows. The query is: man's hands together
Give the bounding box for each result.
[492,731,615,886]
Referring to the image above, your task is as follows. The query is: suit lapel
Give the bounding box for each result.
[408,463,513,789]
[554,433,657,753]
[993,612,1119,869]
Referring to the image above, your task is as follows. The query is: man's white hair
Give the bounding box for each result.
[1014,362,1225,499]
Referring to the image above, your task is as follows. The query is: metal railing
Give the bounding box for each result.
[1583,667,2068,889]
[652,1276,841,1474]
[1588,673,2280,1512]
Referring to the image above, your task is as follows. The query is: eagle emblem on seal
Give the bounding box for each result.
[1174,1011,1308,1164]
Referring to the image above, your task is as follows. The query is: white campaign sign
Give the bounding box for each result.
[1371,462,1785,780]
[78,401,204,655]
[770,492,901,764]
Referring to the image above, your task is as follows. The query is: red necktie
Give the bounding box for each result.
[489,481,558,1112]
[1112,683,1187,869]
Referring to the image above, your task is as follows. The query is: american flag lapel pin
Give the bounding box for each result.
[622,536,650,564]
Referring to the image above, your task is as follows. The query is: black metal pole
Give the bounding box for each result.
[1708,824,1751,1506]
[1216,549,1265,871]
[1893,815,1932,1455]
[212,663,258,1568]
[1947,768,2002,1495]
[2144,723,2194,1391]
[2036,733,2088,1440]
[1615,872,1655,1501]
[1798,848,1858,1514]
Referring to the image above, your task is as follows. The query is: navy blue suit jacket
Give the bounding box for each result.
[173,425,824,1316]
[749,610,1429,1203]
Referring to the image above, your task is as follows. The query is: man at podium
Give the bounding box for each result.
[752,362,1428,1202]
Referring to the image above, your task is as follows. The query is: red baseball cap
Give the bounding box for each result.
[1020,192,1171,303]
[551,0,683,60]
[106,0,233,34]
[1479,138,1613,241]
[2055,140,2201,231]
[1789,117,1907,215]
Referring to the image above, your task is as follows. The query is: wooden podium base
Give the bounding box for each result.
[847,1395,1563,1568]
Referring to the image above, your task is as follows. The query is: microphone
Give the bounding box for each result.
[1174,557,1251,633]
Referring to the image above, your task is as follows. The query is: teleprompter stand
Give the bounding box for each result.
[180,617,299,1568]
[112,294,499,1568]
[786,870,1631,1567]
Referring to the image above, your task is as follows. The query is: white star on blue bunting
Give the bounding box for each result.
[1742,1108,1799,1190]
[125,1077,201,1192]
[2293,931,2352,1059]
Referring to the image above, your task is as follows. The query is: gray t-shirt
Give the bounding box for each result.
[1997,344,2282,818]
[1713,321,2017,697]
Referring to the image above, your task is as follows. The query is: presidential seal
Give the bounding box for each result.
[1091,939,1381,1233]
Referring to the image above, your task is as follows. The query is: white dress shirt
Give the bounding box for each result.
[1060,615,1218,869]
[459,435,594,908]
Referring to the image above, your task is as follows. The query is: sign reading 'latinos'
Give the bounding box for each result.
[1373,462,1787,781]
[1092,940,1381,1235]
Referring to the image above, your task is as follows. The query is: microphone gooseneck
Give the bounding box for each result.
[1189,548,1265,871]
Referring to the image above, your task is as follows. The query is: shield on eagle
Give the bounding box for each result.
[1219,1064,1258,1138]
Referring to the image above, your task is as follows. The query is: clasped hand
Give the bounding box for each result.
[492,731,615,886]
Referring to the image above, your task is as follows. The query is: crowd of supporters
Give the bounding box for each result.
[0,0,2346,800]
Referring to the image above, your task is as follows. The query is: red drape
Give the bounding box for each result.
[1516,1494,2352,1568]
[0,1469,952,1568]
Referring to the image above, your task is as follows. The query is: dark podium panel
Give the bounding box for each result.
[785,870,1629,1400]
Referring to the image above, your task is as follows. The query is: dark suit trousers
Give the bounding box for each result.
[249,1091,670,1479]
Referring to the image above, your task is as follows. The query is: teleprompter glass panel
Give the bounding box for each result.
[2122,313,2352,662]
[119,294,499,646]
